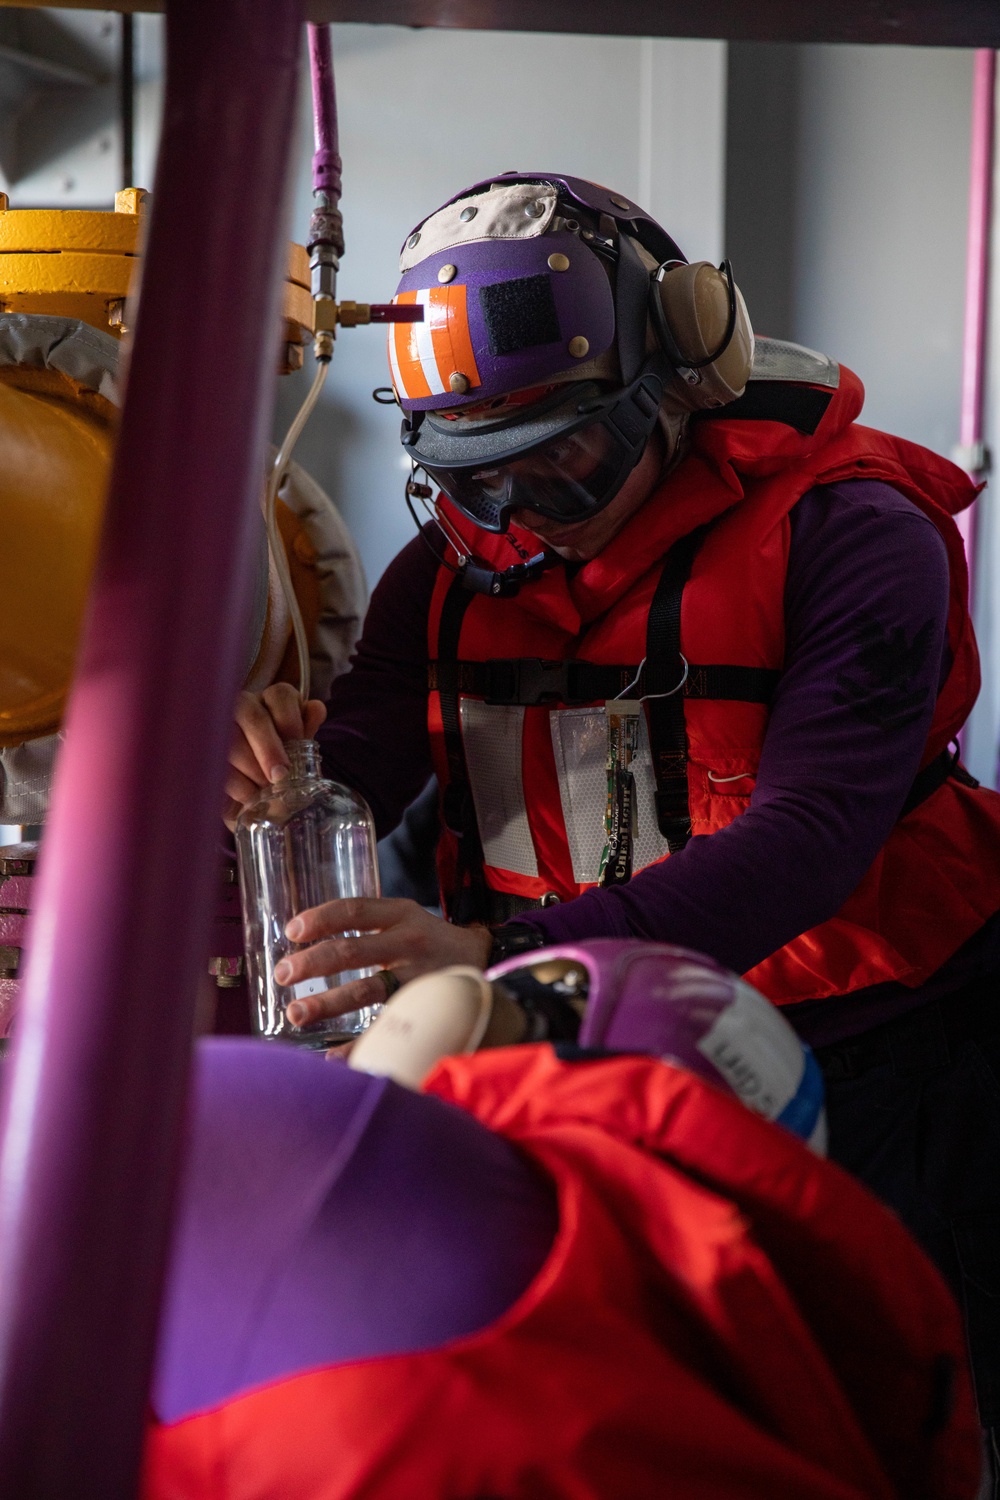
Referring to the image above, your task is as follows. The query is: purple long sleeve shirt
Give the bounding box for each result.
[319,480,999,1044]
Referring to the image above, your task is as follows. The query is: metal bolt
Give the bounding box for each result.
[524,199,546,219]
[459,205,478,222]
[438,263,457,284]
[547,252,570,272]
[610,194,631,211]
[568,336,590,359]
[407,231,421,249]
[449,371,471,394]
[208,955,244,989]
[107,299,129,334]
[282,341,304,374]
[115,187,148,215]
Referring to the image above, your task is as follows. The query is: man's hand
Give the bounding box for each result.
[225,682,327,828]
[272,896,493,1027]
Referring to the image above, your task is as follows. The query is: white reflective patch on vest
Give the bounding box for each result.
[550,708,670,885]
[459,700,538,877]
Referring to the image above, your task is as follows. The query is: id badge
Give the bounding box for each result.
[598,700,641,887]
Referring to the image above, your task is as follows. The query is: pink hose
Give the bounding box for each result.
[955,50,996,574]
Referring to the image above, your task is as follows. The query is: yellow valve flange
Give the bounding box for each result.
[0,188,143,335]
[0,187,313,359]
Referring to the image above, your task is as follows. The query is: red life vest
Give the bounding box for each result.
[427,360,1000,1004]
[141,1047,980,1500]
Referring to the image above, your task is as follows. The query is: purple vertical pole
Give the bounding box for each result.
[0,0,302,1495]
[955,49,996,577]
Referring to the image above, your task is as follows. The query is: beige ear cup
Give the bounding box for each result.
[654,261,754,411]
[348,966,528,1090]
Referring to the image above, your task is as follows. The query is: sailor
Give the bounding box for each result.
[227,173,1000,1432]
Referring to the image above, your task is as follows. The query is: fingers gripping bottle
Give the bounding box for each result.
[235,739,381,1046]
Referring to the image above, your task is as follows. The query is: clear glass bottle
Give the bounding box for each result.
[235,739,381,1047]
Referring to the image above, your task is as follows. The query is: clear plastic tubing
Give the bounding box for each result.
[235,738,381,1046]
[264,355,329,700]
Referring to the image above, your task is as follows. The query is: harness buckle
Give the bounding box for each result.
[485,658,570,705]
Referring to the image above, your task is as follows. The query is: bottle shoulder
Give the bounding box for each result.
[236,775,373,832]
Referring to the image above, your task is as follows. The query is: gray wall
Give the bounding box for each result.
[728,44,973,453]
[727,43,1000,784]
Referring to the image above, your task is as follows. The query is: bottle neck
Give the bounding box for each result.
[284,739,323,782]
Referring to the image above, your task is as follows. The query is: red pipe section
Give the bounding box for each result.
[0,0,302,1494]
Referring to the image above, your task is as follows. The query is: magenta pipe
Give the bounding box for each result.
[0,0,302,1493]
[308,23,342,201]
[955,49,996,571]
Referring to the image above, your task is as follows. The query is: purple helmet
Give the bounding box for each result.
[389,172,685,413]
[489,939,827,1152]
[390,172,695,534]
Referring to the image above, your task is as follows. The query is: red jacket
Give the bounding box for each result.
[427,364,1000,1002]
[142,1046,980,1499]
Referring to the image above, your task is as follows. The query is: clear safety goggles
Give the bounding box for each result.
[400,363,666,533]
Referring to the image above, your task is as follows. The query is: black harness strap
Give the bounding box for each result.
[428,658,780,707]
[434,574,487,923]
[899,744,979,820]
[645,524,713,851]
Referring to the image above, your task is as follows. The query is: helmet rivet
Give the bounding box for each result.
[568,336,590,359]
[407,231,420,249]
[610,195,631,211]
[449,371,471,394]
[438,263,457,283]
[547,252,570,272]
[459,205,477,222]
[524,199,546,219]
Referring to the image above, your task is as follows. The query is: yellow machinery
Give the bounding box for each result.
[0,190,335,755]
[0,185,312,354]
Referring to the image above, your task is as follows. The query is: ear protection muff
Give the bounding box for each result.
[650,260,754,411]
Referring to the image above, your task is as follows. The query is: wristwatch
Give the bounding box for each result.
[485,920,548,969]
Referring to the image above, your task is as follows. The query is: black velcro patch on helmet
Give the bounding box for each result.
[479,274,561,356]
